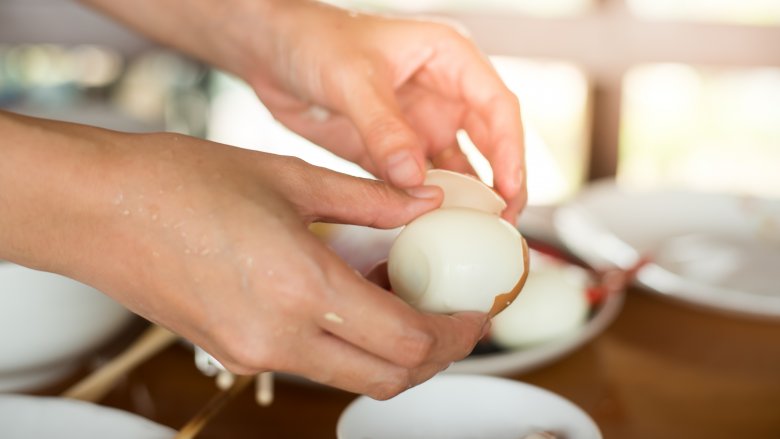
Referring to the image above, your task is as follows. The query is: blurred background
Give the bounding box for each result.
[2,0,778,206]
[2,2,779,438]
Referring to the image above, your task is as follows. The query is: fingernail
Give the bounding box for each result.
[387,150,421,186]
[404,185,440,200]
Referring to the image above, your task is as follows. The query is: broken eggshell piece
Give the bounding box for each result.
[388,170,530,316]
[424,169,506,215]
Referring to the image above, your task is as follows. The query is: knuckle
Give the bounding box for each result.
[396,327,435,368]
[427,20,471,41]
[507,91,521,109]
[362,179,393,202]
[279,286,329,320]
[357,182,399,226]
[272,268,332,313]
[341,56,375,76]
[480,90,521,121]
[507,94,522,117]
[275,281,313,310]
[331,58,376,92]
[364,115,410,146]
[279,155,314,182]
[489,89,519,110]
[220,335,274,373]
[266,155,316,197]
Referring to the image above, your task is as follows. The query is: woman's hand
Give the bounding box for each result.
[81,0,527,222]
[244,1,527,222]
[0,113,489,399]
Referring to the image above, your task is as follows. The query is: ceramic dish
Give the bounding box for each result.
[337,374,602,439]
[447,250,624,376]
[0,394,175,439]
[193,228,625,381]
[311,222,625,377]
[0,262,135,391]
[555,179,780,319]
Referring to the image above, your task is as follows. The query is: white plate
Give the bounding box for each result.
[0,394,176,439]
[197,273,623,383]
[337,374,602,439]
[555,179,780,318]
[307,222,625,378]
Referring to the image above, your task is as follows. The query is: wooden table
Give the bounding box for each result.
[38,288,780,439]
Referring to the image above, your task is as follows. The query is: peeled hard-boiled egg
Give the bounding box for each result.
[388,170,529,316]
[490,256,590,348]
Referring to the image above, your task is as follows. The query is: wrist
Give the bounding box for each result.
[225,0,352,94]
[204,0,307,80]
[187,0,292,79]
[0,113,125,276]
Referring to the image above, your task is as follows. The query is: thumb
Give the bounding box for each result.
[296,167,442,229]
[342,76,427,188]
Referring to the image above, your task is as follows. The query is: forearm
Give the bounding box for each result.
[0,111,119,274]
[79,0,295,79]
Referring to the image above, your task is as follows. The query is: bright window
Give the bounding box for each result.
[627,0,780,26]
[466,57,590,204]
[619,64,780,198]
[323,0,592,16]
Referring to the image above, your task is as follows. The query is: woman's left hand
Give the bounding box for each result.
[240,1,527,222]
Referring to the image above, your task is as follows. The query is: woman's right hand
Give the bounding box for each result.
[0,113,488,399]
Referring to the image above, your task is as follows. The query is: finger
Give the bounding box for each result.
[462,80,525,214]
[285,331,450,400]
[396,81,470,176]
[339,70,427,188]
[285,162,442,229]
[364,260,390,289]
[430,142,475,177]
[413,31,527,214]
[463,110,526,223]
[480,96,526,217]
[501,182,527,225]
[312,250,487,369]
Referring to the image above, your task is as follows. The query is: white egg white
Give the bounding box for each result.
[490,263,589,348]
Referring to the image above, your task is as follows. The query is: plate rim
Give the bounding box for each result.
[554,179,780,319]
[336,374,603,439]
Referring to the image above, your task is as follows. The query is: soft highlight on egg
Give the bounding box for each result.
[388,170,529,316]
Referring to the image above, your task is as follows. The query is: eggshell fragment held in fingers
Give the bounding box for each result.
[424,169,507,215]
[388,170,530,316]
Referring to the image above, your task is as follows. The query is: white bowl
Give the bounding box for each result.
[0,394,175,439]
[337,374,602,439]
[0,262,135,391]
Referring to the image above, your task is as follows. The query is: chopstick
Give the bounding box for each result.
[62,324,178,402]
[174,371,274,438]
[175,374,254,439]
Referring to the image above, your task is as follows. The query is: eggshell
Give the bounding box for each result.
[424,169,506,215]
